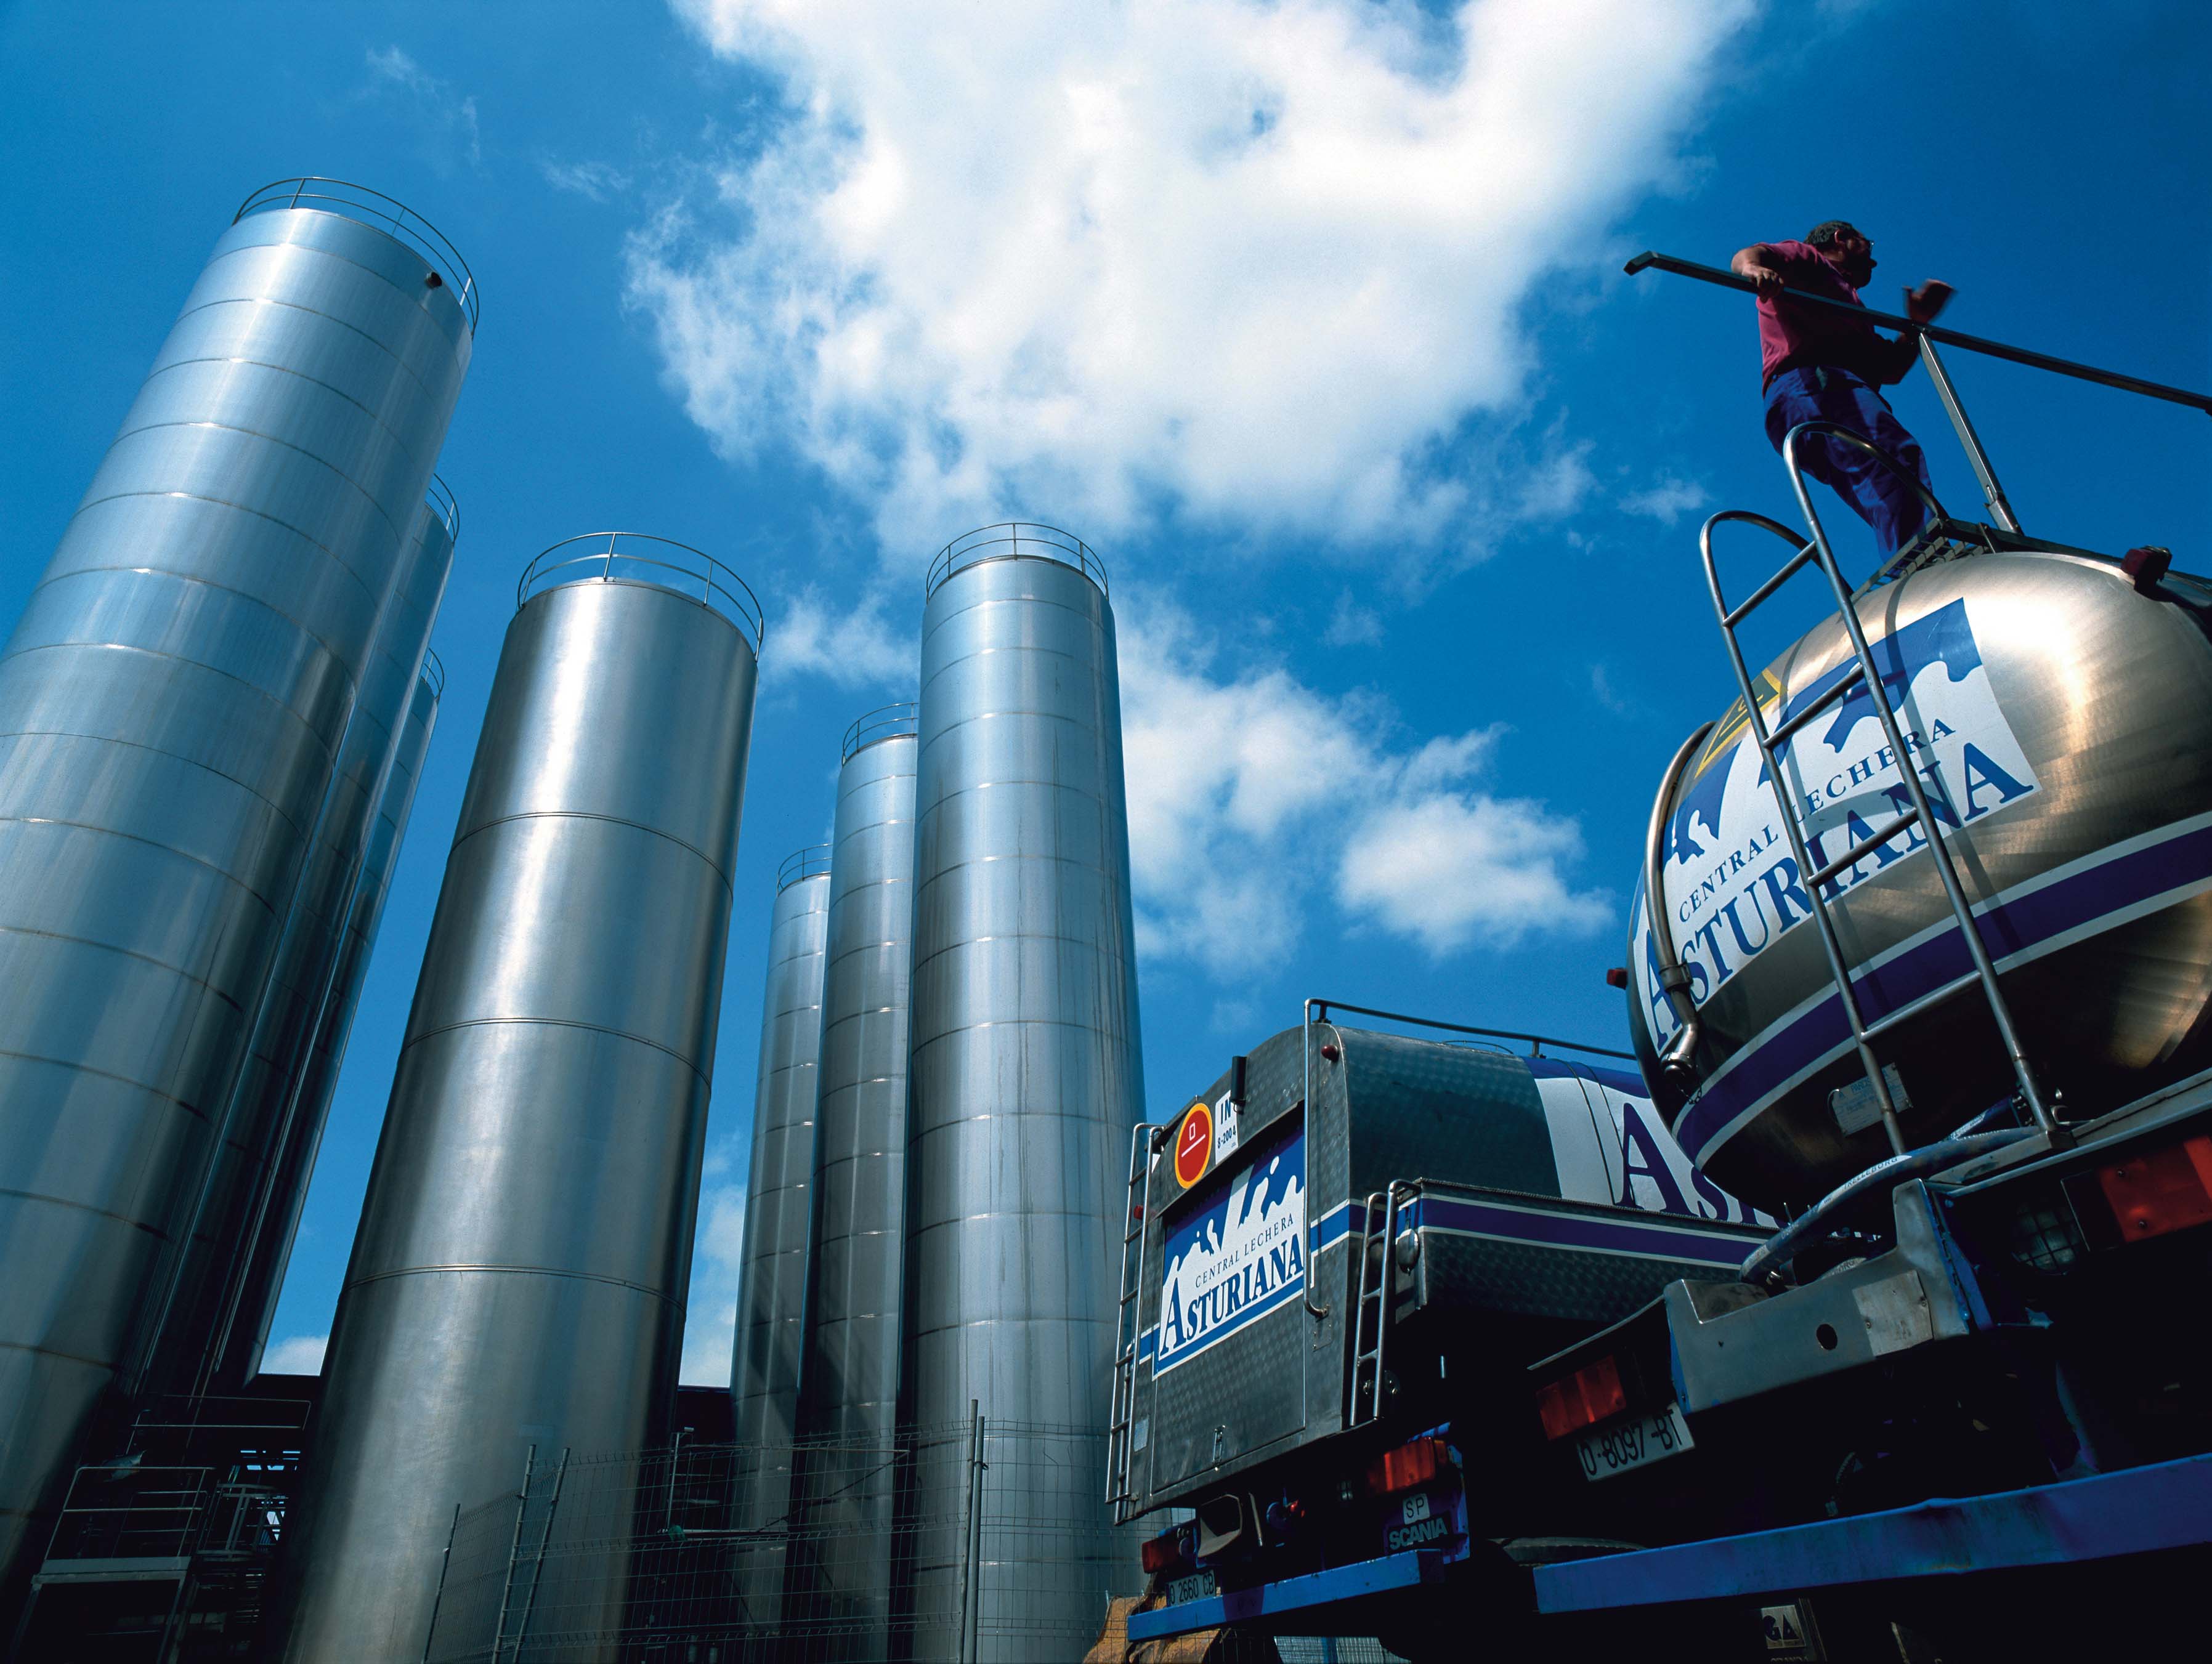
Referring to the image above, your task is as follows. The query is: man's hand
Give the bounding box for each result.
[1731,244,1786,297]
[1905,280,1955,324]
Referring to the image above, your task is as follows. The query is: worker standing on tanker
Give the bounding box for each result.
[1732,222,1956,558]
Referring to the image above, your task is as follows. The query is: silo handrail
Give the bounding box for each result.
[423,475,460,541]
[778,844,832,890]
[842,701,918,762]
[235,177,479,331]
[419,648,445,700]
[925,523,1107,600]
[517,533,765,656]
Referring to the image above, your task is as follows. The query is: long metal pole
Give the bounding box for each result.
[1624,251,2212,414]
[1301,1001,1329,1318]
[508,1448,569,1658]
[1307,996,1636,1060]
[1915,334,2022,533]
[420,1503,463,1664]
[967,1413,987,1664]
[957,1402,982,1664]
[489,1448,537,1664]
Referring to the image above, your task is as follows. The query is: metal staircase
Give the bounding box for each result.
[1695,421,2059,1152]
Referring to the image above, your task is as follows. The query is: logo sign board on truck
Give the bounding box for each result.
[1634,597,2041,1055]
[1156,1120,1305,1377]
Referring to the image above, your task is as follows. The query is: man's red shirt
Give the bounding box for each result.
[1755,240,1903,391]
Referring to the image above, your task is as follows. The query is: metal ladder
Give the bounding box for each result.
[1106,1120,1166,1524]
[1346,1182,1409,1429]
[1698,419,2057,1152]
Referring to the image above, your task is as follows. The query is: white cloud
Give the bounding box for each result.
[1339,793,1612,953]
[634,0,1758,551]
[365,46,482,172]
[540,158,632,201]
[1589,661,1633,715]
[679,1171,748,1385]
[1322,589,1384,648]
[1619,474,1712,525]
[264,1333,327,1376]
[1120,594,1608,971]
[766,585,916,690]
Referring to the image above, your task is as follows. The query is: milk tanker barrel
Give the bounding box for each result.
[1627,549,2212,1208]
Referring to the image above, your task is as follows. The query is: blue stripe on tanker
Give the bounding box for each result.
[1400,1194,1754,1267]
[1677,810,2212,1165]
[1135,1192,1745,1367]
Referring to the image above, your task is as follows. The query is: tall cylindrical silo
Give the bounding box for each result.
[790,705,918,1650]
[266,536,761,1663]
[148,478,459,1398]
[728,845,832,1602]
[0,178,472,1585]
[227,647,448,1384]
[901,526,1145,1662]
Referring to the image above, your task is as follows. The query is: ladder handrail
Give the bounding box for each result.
[1776,421,2055,1135]
[1643,721,1717,1078]
[1347,1190,1387,1427]
[1698,509,1910,1153]
[1345,1182,1410,1429]
[1106,1120,1166,1521]
[1694,429,2055,1151]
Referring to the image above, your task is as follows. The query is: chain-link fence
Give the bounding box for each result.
[421,1417,1140,1663]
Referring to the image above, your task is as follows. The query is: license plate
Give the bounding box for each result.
[1165,1570,1216,1606]
[1573,1402,1695,1482]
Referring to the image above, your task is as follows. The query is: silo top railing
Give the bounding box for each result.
[423,474,460,540]
[778,844,832,891]
[419,648,445,700]
[842,701,918,762]
[517,533,765,656]
[925,523,1106,600]
[235,177,479,331]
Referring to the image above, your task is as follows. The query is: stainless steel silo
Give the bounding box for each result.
[225,647,447,1384]
[901,526,1145,1662]
[148,479,459,1397]
[791,706,918,1650]
[266,536,761,1663]
[728,846,832,1603]
[0,179,472,1585]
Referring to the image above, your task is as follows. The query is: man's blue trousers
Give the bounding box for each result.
[1764,366,1935,559]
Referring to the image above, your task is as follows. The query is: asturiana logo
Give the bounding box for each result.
[1638,599,2038,1041]
[1155,1128,1306,1376]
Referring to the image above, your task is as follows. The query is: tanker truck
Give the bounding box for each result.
[1112,261,2212,1661]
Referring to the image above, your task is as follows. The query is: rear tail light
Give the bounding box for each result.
[1140,1529,1185,1575]
[1363,1434,1448,1496]
[2097,1135,2212,1243]
[1535,1354,1628,1441]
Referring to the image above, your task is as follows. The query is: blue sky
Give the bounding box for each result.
[1,0,2203,1385]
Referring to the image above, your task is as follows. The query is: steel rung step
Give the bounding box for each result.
[1861,967,1986,1041]
[1724,542,1819,627]
[1809,805,1922,889]
[1765,662,1866,749]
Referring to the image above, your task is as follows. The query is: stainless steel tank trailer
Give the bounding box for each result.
[1121,259,2212,1661]
[1107,1002,1772,1649]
